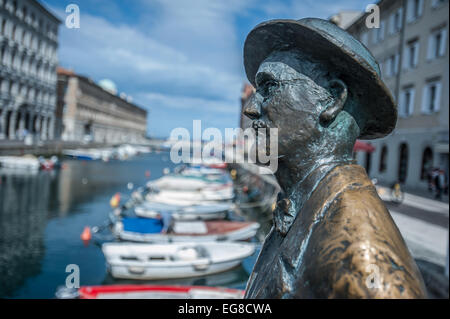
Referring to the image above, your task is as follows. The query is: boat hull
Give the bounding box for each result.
[75,285,244,299]
[102,242,255,280]
[107,259,243,280]
[114,221,260,243]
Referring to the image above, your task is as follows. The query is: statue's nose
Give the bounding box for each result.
[243,94,262,120]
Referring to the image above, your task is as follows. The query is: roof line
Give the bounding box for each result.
[33,0,62,24]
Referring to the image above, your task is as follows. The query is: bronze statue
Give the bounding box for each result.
[242,18,427,298]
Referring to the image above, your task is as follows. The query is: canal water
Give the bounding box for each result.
[0,152,259,298]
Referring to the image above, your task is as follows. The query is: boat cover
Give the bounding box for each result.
[122,218,163,234]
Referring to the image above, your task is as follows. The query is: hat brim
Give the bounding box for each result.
[243,19,397,140]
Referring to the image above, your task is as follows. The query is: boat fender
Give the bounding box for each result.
[127,266,145,275]
[217,235,228,241]
[193,261,211,271]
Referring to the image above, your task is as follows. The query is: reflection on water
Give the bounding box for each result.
[0,153,259,298]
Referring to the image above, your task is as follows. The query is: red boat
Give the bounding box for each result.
[56,285,244,299]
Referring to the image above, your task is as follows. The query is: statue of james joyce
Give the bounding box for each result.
[242,18,427,298]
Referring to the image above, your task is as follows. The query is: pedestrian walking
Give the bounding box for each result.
[434,169,445,200]
[439,169,448,196]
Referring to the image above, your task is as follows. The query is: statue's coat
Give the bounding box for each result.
[245,164,427,298]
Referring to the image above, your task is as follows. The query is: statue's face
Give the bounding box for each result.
[245,52,332,157]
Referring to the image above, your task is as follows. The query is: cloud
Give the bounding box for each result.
[46,0,371,137]
[50,1,247,138]
[136,92,239,114]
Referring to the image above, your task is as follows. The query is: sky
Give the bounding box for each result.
[41,0,372,139]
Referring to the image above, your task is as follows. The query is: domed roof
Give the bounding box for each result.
[98,79,118,95]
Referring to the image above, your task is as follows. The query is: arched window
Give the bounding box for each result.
[0,46,5,64]
[10,50,15,67]
[379,145,388,173]
[398,143,409,183]
[1,19,6,35]
[420,147,433,180]
[11,24,16,40]
[22,7,27,21]
[20,54,25,71]
[21,29,26,45]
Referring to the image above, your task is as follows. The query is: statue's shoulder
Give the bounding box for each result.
[288,165,427,298]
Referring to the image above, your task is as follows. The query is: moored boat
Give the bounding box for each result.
[145,187,234,204]
[134,201,233,220]
[56,284,244,299]
[112,217,260,243]
[149,174,230,191]
[102,242,255,280]
[0,155,40,171]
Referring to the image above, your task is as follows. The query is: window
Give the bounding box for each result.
[372,20,385,44]
[422,80,442,113]
[20,54,25,71]
[11,24,16,41]
[1,19,6,35]
[427,27,447,60]
[407,0,423,23]
[360,31,369,46]
[421,147,433,180]
[404,39,420,69]
[21,30,26,45]
[386,53,399,77]
[432,0,448,8]
[0,47,5,64]
[399,87,415,117]
[389,8,403,35]
[379,145,388,173]
[398,143,409,183]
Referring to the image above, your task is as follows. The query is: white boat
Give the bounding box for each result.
[63,149,111,161]
[102,242,255,280]
[116,144,138,159]
[134,202,233,220]
[112,217,260,243]
[149,175,229,191]
[181,165,226,176]
[146,187,234,204]
[0,156,40,171]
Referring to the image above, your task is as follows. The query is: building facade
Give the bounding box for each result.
[0,0,60,142]
[56,68,148,145]
[345,0,449,191]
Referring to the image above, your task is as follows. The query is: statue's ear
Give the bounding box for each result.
[319,79,348,126]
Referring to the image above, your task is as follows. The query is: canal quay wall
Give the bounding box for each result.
[0,139,166,156]
[0,140,111,157]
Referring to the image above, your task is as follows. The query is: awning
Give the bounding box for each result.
[353,140,375,153]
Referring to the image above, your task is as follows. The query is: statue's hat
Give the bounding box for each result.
[243,18,397,139]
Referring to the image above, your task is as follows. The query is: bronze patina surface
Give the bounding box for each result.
[242,18,427,298]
